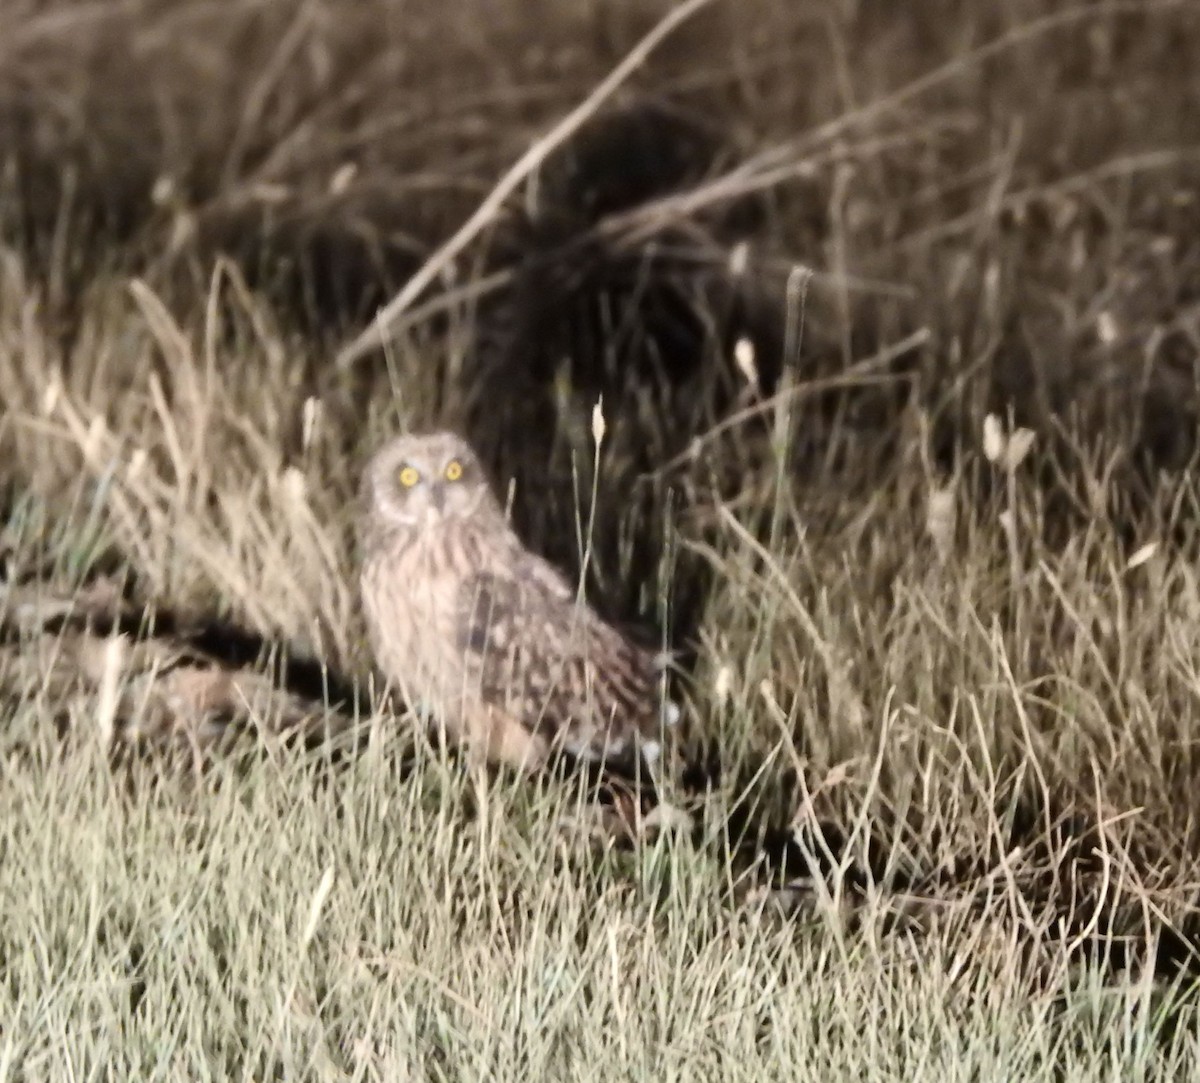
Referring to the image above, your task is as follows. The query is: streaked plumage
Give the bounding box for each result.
[357,431,674,773]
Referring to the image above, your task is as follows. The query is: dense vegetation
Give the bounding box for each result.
[3,1,1200,1076]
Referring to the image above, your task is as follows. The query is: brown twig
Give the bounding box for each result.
[334,0,720,371]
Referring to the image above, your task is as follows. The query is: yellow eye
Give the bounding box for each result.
[444,459,463,482]
[397,465,420,488]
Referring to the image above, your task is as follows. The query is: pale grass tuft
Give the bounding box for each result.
[150,175,175,206]
[1124,541,1158,572]
[280,465,308,506]
[983,413,1035,472]
[1003,427,1036,470]
[982,413,1006,463]
[728,240,750,276]
[39,374,61,417]
[82,415,107,465]
[168,210,198,253]
[925,484,956,563]
[591,397,606,446]
[127,447,147,480]
[328,162,358,196]
[713,662,734,705]
[733,336,759,392]
[93,634,127,748]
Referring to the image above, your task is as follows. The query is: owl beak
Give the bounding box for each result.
[430,483,446,512]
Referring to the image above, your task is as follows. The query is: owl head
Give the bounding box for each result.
[362,431,500,529]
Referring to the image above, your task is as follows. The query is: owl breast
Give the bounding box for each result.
[360,527,469,711]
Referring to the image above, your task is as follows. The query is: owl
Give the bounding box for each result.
[357,430,678,774]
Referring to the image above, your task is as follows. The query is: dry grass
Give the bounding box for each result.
[4,0,1200,1077]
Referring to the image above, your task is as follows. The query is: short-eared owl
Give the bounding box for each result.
[358,431,676,773]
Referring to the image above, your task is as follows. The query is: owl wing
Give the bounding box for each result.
[455,567,662,766]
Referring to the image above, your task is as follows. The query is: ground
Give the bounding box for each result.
[3,0,1200,1078]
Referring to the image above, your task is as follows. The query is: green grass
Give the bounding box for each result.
[4,0,1200,1077]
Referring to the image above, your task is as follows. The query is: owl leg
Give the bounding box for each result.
[461,702,549,773]
[410,698,437,722]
